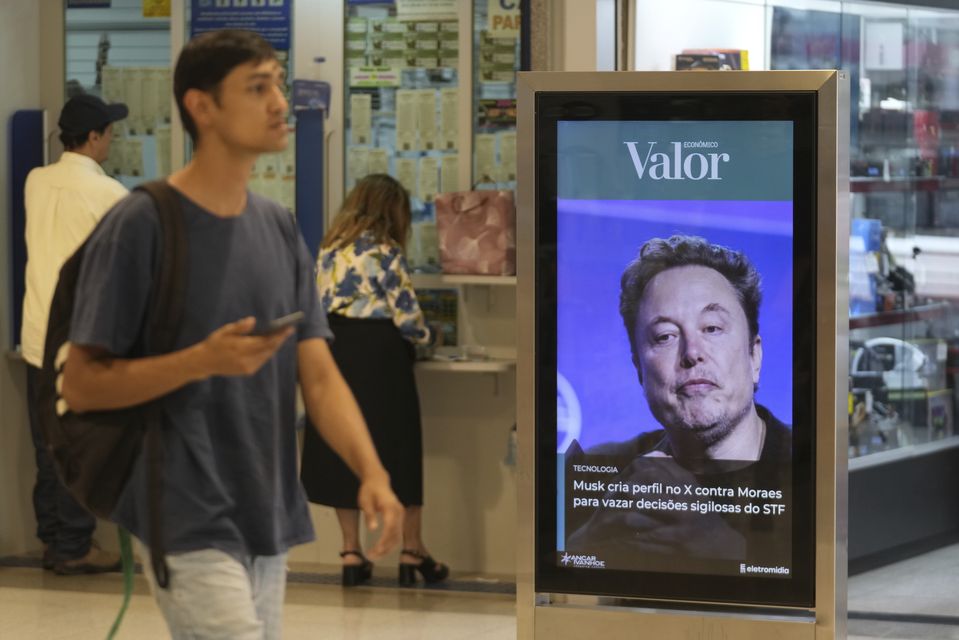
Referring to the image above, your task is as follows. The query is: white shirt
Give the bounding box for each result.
[20,151,128,367]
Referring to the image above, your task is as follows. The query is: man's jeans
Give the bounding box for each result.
[26,364,96,562]
[141,544,288,640]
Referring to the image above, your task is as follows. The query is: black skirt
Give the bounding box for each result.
[300,315,423,508]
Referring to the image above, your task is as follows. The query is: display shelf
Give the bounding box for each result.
[850,433,959,471]
[441,274,516,286]
[850,176,959,193]
[411,273,516,287]
[415,357,515,372]
[849,301,951,330]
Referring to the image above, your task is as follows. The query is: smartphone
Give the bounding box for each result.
[252,311,305,336]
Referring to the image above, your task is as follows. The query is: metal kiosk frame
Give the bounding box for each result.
[516,71,849,639]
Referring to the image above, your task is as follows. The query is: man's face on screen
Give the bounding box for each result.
[633,265,762,447]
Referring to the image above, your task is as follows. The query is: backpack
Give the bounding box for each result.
[35,180,187,590]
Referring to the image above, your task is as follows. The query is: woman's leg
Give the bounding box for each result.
[401,505,446,566]
[336,508,364,564]
[398,505,448,584]
[400,505,423,562]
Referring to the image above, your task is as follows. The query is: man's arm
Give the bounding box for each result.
[61,317,291,413]
[298,337,403,558]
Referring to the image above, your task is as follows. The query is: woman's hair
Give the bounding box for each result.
[322,174,412,251]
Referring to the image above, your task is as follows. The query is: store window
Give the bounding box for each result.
[183,0,296,211]
[342,1,461,271]
[472,0,520,189]
[339,0,523,360]
[341,1,524,270]
[65,1,299,213]
[632,0,959,629]
[65,0,172,187]
[635,0,959,462]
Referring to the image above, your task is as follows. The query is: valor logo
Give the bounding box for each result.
[624,141,730,181]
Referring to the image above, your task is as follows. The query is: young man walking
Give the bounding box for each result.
[61,30,403,639]
[22,94,128,575]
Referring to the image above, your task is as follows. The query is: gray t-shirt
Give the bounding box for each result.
[70,188,332,557]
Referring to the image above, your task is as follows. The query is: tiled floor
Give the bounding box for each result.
[0,563,516,640]
[847,542,959,639]
[2,545,959,639]
[850,544,959,617]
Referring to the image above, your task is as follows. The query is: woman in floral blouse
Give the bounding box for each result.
[300,174,448,587]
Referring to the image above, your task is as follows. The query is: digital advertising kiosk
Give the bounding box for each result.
[516,71,849,638]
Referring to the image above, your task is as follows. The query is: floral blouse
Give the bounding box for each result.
[317,232,431,345]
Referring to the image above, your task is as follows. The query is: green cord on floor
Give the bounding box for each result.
[105,527,134,640]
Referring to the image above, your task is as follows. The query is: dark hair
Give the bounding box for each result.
[620,235,762,368]
[59,124,107,151]
[322,174,412,251]
[173,29,276,145]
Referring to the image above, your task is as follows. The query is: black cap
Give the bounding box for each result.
[58,94,128,135]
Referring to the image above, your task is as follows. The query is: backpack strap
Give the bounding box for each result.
[131,180,188,590]
[274,207,302,309]
[138,181,188,354]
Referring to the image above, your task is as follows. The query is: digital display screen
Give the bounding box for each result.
[536,92,817,607]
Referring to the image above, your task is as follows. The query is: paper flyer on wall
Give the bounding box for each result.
[396,89,418,151]
[418,156,439,203]
[440,154,459,194]
[125,69,146,134]
[140,70,159,132]
[474,133,497,184]
[396,0,457,22]
[498,131,516,181]
[350,93,372,145]
[395,157,418,195]
[416,89,438,151]
[155,126,171,178]
[156,68,172,121]
[123,138,145,177]
[100,67,125,132]
[369,148,390,176]
[440,88,459,151]
[487,0,520,39]
[347,147,371,188]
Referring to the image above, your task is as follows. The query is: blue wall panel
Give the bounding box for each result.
[7,109,44,350]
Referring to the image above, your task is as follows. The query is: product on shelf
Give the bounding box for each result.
[435,189,515,276]
[417,288,457,347]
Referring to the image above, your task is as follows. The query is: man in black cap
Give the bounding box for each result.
[21,93,129,574]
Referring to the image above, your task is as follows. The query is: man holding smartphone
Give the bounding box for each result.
[61,30,403,639]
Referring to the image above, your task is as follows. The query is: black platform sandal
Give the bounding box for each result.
[340,550,373,587]
[398,549,449,586]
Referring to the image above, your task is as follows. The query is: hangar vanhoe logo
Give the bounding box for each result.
[559,553,606,569]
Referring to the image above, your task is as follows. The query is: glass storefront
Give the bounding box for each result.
[633,0,959,631]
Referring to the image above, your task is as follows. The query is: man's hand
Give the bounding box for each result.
[195,316,293,378]
[357,471,404,559]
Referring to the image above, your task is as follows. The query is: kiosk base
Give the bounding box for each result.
[534,603,820,640]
